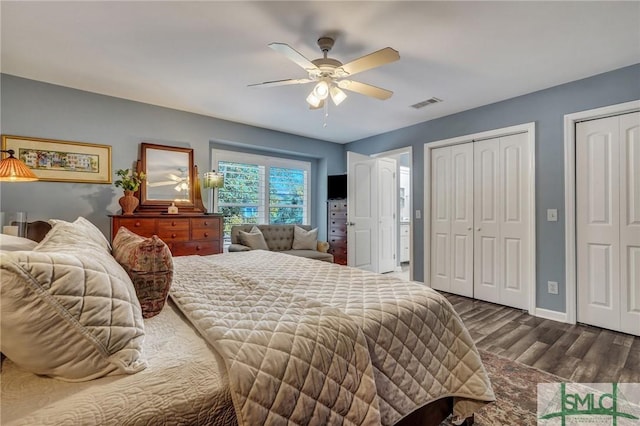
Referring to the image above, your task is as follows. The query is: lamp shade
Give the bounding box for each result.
[203,171,224,189]
[0,150,38,182]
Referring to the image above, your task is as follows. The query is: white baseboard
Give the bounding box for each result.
[535,308,570,324]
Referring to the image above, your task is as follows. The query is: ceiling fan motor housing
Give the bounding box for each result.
[317,37,335,53]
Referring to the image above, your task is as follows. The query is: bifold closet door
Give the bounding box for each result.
[430,143,474,297]
[620,112,640,336]
[474,133,530,310]
[577,112,640,335]
[431,134,530,309]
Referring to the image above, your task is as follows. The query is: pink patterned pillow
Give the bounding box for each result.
[112,227,173,318]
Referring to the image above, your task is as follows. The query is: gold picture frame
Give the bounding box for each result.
[1,135,112,183]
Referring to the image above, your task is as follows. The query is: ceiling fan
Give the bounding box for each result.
[249,37,400,109]
[147,168,189,191]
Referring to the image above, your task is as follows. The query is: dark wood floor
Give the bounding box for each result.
[441,293,640,383]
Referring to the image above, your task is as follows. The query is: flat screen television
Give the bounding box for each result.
[327,174,347,199]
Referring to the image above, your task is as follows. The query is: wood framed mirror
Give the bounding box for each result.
[137,143,205,214]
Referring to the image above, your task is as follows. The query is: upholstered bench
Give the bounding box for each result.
[228,224,334,263]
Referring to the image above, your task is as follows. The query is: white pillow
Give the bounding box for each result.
[0,217,146,382]
[47,216,111,251]
[0,234,37,251]
[292,226,318,250]
[239,226,269,250]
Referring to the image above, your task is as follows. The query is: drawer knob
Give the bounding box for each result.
[135,222,141,227]
[204,232,209,237]
[204,221,208,226]
[171,233,177,238]
[172,221,176,226]
[196,245,201,251]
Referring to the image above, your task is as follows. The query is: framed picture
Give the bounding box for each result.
[1,135,112,183]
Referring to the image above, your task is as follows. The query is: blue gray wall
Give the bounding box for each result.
[0,74,345,239]
[2,64,639,313]
[345,63,640,313]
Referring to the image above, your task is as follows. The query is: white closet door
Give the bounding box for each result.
[577,116,621,331]
[619,112,640,335]
[498,133,530,310]
[450,143,474,297]
[431,147,451,291]
[474,138,501,304]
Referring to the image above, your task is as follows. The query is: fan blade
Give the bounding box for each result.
[248,78,313,88]
[338,47,399,76]
[148,180,177,187]
[338,80,393,100]
[268,42,319,71]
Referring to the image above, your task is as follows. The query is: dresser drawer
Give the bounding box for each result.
[329,237,347,249]
[157,219,189,242]
[191,217,220,230]
[192,226,220,240]
[329,201,347,211]
[330,211,347,219]
[329,226,346,237]
[332,251,347,265]
[170,240,220,256]
[191,217,221,240]
[115,218,156,237]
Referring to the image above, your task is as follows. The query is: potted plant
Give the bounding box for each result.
[114,169,146,215]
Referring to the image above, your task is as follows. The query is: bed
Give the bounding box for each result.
[1,219,494,425]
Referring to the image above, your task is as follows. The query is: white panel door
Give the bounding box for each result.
[430,147,452,291]
[378,158,397,273]
[498,133,530,310]
[577,116,621,331]
[474,138,501,304]
[450,143,474,297]
[430,144,473,295]
[619,112,640,336]
[347,151,378,272]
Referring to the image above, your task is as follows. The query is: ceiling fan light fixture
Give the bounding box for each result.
[306,91,322,107]
[313,81,329,100]
[329,86,347,106]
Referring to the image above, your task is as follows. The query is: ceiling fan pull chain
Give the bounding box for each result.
[323,100,329,128]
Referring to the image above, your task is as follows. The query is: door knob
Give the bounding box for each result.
[467,227,472,231]
[477,228,481,231]
[347,222,356,226]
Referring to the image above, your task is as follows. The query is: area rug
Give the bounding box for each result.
[440,350,566,425]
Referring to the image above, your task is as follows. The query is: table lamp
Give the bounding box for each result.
[0,149,38,181]
[203,170,224,213]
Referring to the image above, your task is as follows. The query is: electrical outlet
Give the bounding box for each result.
[548,281,559,295]
[415,209,421,219]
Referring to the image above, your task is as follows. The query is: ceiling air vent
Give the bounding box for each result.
[410,97,443,109]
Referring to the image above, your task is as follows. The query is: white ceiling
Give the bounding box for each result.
[2,1,639,144]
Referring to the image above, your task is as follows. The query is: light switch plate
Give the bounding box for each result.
[547,209,558,221]
[415,210,421,219]
[548,281,559,295]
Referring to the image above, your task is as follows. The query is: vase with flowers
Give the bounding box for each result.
[115,169,146,215]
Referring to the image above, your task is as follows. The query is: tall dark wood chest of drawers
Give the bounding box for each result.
[110,214,223,256]
[327,199,348,265]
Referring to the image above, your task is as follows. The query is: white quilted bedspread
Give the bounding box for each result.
[2,302,235,425]
[170,251,494,425]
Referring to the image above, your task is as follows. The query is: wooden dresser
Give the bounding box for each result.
[327,199,348,265]
[110,214,223,256]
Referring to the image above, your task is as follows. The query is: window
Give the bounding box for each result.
[213,150,311,245]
